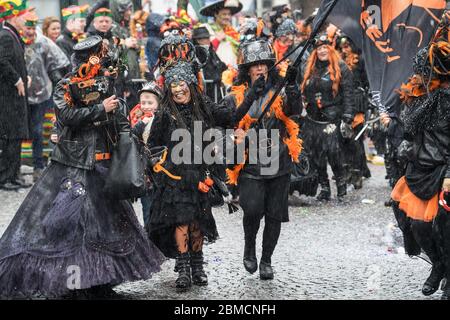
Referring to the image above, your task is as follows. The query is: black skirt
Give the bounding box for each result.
[148,178,219,259]
[0,161,166,298]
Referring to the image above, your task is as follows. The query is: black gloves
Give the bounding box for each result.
[246,75,266,102]
[285,65,298,85]
[340,121,354,139]
[234,76,266,125]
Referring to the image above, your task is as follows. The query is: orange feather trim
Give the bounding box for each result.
[226,86,303,185]
[398,75,442,103]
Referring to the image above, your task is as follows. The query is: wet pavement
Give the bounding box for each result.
[0,164,442,300]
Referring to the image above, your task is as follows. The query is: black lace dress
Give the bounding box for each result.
[147,97,235,258]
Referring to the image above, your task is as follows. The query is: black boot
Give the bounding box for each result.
[191,251,208,286]
[243,242,257,274]
[336,181,347,201]
[259,217,280,280]
[259,261,274,280]
[316,181,331,201]
[243,216,260,274]
[351,169,363,189]
[422,262,445,296]
[175,252,191,290]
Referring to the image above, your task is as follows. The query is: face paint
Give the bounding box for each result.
[170,81,191,105]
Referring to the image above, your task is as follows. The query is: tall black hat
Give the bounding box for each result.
[199,0,243,17]
[73,36,104,62]
[238,39,275,69]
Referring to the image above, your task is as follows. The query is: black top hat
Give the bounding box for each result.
[199,0,243,17]
[192,26,211,40]
[238,39,275,69]
[73,36,103,61]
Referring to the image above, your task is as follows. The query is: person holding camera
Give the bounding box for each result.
[0,36,165,299]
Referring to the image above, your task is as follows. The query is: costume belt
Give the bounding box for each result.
[152,149,182,181]
[306,116,332,125]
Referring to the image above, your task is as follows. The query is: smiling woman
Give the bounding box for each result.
[170,81,192,105]
[145,57,253,291]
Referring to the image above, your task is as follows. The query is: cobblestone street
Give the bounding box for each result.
[0,164,440,300]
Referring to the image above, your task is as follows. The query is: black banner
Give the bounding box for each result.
[314,0,446,113]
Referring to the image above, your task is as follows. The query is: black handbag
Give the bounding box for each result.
[104,130,149,200]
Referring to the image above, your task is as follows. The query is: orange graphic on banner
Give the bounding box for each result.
[360,0,446,63]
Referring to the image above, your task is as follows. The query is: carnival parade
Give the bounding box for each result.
[0,0,449,301]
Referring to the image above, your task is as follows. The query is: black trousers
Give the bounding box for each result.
[239,174,290,264]
[0,139,21,184]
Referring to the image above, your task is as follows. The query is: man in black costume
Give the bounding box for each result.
[192,25,228,103]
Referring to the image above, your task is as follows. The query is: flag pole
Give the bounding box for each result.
[253,0,340,127]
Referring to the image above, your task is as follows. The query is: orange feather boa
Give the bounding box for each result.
[226,84,302,185]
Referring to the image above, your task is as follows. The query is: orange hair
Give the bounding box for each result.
[301,45,342,97]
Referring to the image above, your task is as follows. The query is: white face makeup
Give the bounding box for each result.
[170,81,191,105]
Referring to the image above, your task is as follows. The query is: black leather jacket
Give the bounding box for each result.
[414,117,450,178]
[401,89,450,179]
[303,59,355,123]
[51,78,129,170]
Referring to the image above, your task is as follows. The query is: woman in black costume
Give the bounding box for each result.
[301,34,356,201]
[147,60,252,290]
[0,36,165,299]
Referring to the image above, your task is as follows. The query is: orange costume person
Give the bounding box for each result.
[223,39,302,280]
[390,24,450,299]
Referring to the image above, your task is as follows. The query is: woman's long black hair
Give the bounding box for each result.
[161,82,215,129]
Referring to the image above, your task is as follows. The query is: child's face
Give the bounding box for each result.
[140,92,159,114]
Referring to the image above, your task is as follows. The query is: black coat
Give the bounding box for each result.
[303,59,355,124]
[223,80,302,179]
[56,28,77,63]
[0,22,29,140]
[401,88,450,199]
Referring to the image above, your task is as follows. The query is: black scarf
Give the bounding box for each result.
[402,87,450,139]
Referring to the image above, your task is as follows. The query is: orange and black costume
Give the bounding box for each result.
[390,23,450,299]
[223,39,302,280]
